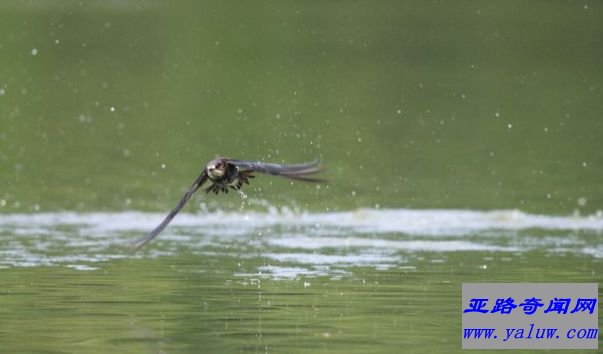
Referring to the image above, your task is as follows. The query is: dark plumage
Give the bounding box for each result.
[132,158,324,250]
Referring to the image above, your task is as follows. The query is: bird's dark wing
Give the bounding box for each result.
[132,171,208,251]
[227,159,324,182]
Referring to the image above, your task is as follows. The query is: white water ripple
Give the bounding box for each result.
[1,208,602,235]
[0,209,601,272]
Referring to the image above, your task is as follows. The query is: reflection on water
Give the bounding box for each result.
[0,209,601,353]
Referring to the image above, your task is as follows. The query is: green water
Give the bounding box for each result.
[0,1,602,353]
[0,251,600,353]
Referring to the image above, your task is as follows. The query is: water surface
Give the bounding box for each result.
[0,209,601,353]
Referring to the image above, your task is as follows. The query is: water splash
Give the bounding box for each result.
[0,208,601,273]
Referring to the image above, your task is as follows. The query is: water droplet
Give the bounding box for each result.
[78,114,92,123]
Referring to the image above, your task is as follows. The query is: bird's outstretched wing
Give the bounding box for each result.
[131,171,208,251]
[227,159,324,182]
[133,158,324,250]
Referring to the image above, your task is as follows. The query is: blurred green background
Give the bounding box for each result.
[1,1,602,214]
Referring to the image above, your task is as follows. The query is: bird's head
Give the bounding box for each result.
[206,158,227,179]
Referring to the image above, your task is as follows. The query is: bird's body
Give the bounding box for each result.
[132,157,323,250]
[204,158,255,194]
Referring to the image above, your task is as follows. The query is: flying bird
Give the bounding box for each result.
[132,158,324,250]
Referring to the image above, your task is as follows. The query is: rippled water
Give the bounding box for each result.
[0,209,601,353]
[2,208,602,272]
